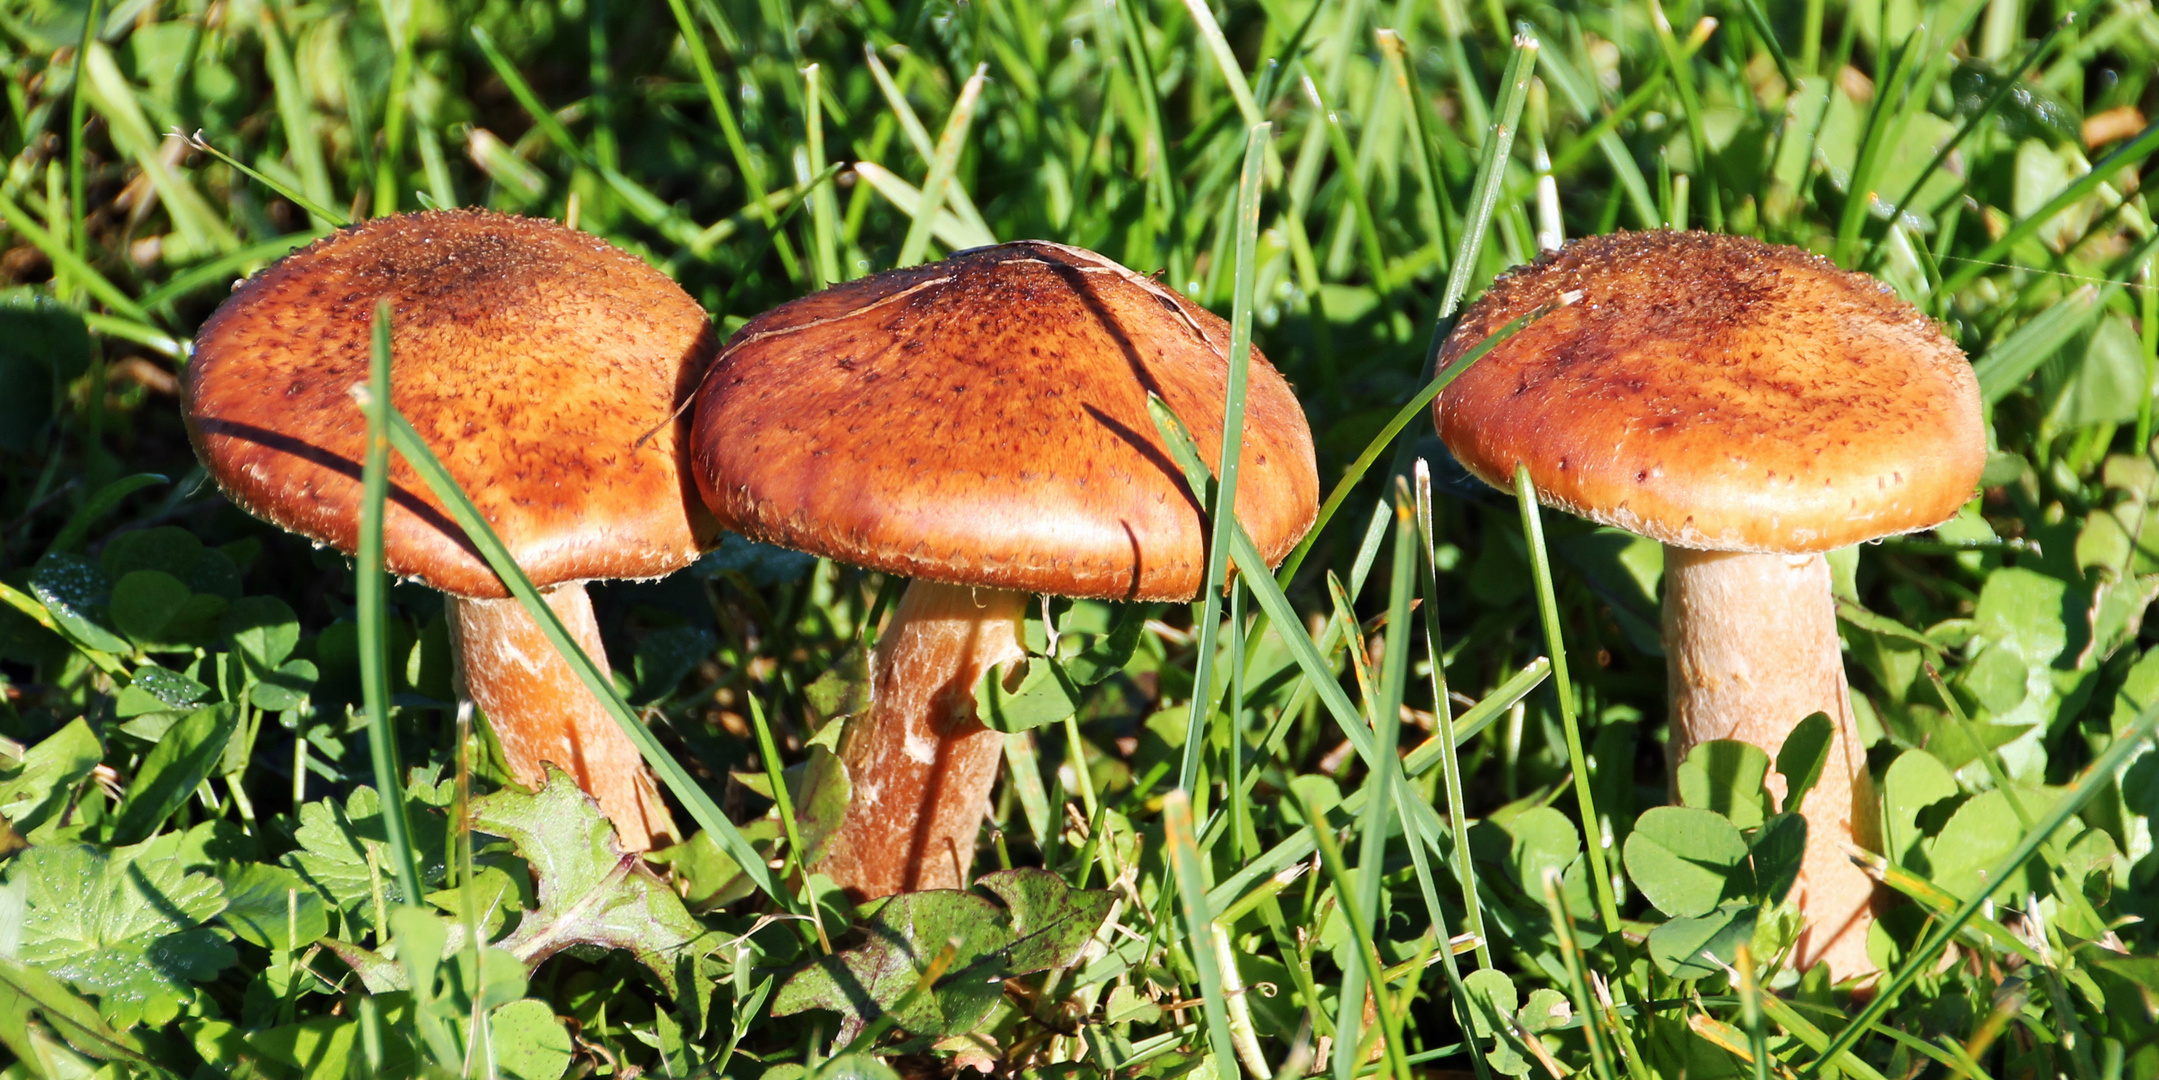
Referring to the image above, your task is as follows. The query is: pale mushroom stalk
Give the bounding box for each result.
[449,588,676,850]
[816,582,1028,896]
[1662,548,1882,979]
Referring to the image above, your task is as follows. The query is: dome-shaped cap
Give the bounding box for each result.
[692,241,1319,601]
[1434,231,1984,553]
[185,209,720,598]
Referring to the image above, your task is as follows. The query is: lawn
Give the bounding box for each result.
[3,0,2159,1077]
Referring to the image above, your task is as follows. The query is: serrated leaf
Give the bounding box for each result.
[285,782,451,924]
[773,868,1114,1040]
[0,718,102,836]
[1647,901,1759,980]
[470,770,704,989]
[976,610,1144,733]
[7,839,234,1027]
[109,703,239,846]
[1624,806,1753,919]
[1776,713,1834,811]
[973,869,1116,973]
[0,956,150,1068]
[1677,739,1772,829]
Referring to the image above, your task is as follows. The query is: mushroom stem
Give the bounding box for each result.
[448,586,679,851]
[1662,547,1883,981]
[819,581,1029,899]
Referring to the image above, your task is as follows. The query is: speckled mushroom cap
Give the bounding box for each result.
[691,241,1319,601]
[184,209,721,598]
[1434,231,1984,553]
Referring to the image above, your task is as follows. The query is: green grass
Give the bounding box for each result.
[4,0,2159,1077]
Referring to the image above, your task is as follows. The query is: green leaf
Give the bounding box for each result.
[28,554,130,655]
[1929,786,2063,903]
[116,663,211,717]
[470,770,704,989]
[1777,713,1835,811]
[976,607,1145,733]
[647,818,784,911]
[804,647,873,728]
[1646,900,1759,980]
[249,659,318,712]
[6,838,234,1027]
[285,781,451,922]
[0,718,102,836]
[1623,806,1753,918]
[215,861,330,953]
[100,527,242,600]
[109,703,240,846]
[222,595,300,670]
[109,570,227,652]
[630,625,718,705]
[490,998,575,1080]
[1749,812,1807,905]
[0,956,151,1069]
[1461,967,1532,1076]
[1677,739,1772,829]
[1882,748,1963,872]
[772,868,1113,1039]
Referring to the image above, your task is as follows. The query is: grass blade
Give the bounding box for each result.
[1163,791,1243,1080]
[375,392,790,912]
[1179,121,1270,793]
[895,65,989,269]
[356,303,424,907]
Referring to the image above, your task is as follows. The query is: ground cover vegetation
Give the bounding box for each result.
[2,0,2158,1075]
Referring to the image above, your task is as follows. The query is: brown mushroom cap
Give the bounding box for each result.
[1434,231,1984,553]
[691,241,1319,601]
[185,209,720,598]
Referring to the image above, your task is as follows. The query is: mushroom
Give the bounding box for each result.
[1432,231,1984,980]
[184,209,720,851]
[691,241,1318,898]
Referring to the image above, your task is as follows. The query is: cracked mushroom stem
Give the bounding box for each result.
[815,582,1029,897]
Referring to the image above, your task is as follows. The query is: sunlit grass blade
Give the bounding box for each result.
[1413,461,1490,970]
[1331,490,1416,1080]
[1538,870,1617,1080]
[373,386,790,913]
[803,64,841,288]
[356,302,424,907]
[1179,121,1269,794]
[860,48,995,243]
[663,0,803,279]
[259,7,338,231]
[1801,698,2159,1076]
[1163,791,1242,1080]
[1295,788,1411,1080]
[1938,122,2159,295]
[849,162,996,251]
[895,64,989,269]
[0,190,155,325]
[183,133,350,229]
